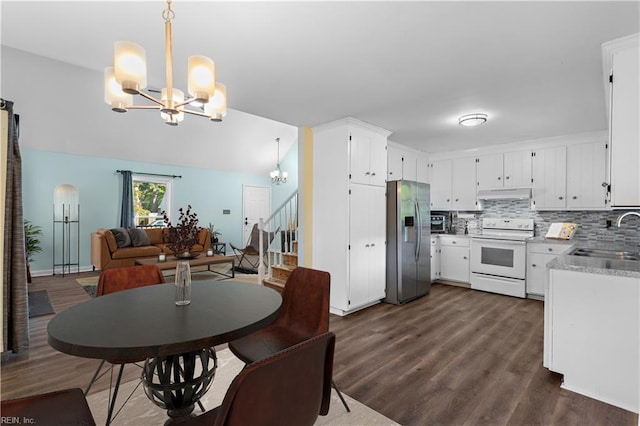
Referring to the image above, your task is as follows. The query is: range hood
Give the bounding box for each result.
[477,188,531,200]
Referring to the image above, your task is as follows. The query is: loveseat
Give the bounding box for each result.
[91,227,211,270]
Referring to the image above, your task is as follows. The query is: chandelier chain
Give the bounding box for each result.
[162,0,175,23]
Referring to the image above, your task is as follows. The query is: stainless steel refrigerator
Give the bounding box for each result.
[385,180,431,305]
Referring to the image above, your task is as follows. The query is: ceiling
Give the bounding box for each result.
[2,1,639,161]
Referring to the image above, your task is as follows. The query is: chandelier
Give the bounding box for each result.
[270,138,288,185]
[103,0,227,126]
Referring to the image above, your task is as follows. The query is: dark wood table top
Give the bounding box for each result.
[48,281,281,362]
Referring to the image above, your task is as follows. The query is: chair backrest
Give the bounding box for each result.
[246,223,280,253]
[215,332,335,426]
[276,267,330,336]
[1,388,96,426]
[97,264,165,296]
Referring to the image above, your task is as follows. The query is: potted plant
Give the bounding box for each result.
[161,205,200,258]
[208,223,222,243]
[24,220,43,283]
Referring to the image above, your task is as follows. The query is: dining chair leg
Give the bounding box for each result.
[332,380,350,412]
[84,359,106,396]
[106,364,125,426]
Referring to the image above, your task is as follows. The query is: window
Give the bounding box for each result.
[133,175,172,227]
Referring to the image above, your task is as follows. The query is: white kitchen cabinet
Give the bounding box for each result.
[566,142,607,209]
[388,143,429,184]
[477,151,532,189]
[430,160,452,209]
[439,235,470,283]
[548,268,638,413]
[349,124,387,187]
[430,236,441,281]
[387,144,404,181]
[349,184,387,308]
[312,117,391,316]
[603,34,640,207]
[532,146,567,209]
[526,242,572,298]
[451,157,477,210]
[430,158,476,211]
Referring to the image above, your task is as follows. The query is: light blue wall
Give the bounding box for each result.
[23,148,270,274]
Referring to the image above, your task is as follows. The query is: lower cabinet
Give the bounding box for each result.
[526,242,573,298]
[439,236,470,283]
[430,236,441,281]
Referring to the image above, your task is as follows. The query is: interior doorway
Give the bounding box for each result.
[242,185,271,244]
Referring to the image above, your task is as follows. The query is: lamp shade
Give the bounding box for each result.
[188,55,216,102]
[204,83,227,121]
[114,41,147,92]
[54,184,79,221]
[104,67,133,112]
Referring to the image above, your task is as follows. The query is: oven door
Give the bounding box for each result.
[470,238,526,279]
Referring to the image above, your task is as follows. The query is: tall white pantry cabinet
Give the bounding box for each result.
[312,118,391,316]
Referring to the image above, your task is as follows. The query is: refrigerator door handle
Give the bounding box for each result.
[415,199,421,261]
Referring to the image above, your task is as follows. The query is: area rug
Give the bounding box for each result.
[77,268,259,298]
[27,290,55,317]
[85,348,398,425]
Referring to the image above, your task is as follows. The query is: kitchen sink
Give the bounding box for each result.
[568,247,640,261]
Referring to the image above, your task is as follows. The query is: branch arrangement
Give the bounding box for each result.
[162,205,199,255]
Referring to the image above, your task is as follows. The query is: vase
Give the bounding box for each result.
[175,261,191,306]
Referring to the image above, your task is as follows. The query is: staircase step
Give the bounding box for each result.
[272,264,296,281]
[282,252,298,267]
[263,277,286,294]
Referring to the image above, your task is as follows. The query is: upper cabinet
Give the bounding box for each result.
[566,142,607,209]
[387,143,429,183]
[476,151,532,190]
[532,146,567,210]
[430,157,476,211]
[603,34,640,207]
[350,125,387,187]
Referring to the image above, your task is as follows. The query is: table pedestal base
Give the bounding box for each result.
[141,347,217,421]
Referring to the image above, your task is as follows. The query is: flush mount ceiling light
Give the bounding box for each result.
[458,113,488,127]
[104,0,227,126]
[270,138,288,185]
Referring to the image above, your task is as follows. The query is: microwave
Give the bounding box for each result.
[430,213,450,234]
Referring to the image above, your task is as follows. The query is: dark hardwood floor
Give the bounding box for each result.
[2,274,636,425]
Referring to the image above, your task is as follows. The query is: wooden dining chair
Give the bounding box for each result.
[184,332,335,426]
[228,267,350,412]
[86,264,166,425]
[1,388,96,426]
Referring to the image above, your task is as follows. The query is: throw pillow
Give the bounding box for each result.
[110,227,132,248]
[128,227,151,247]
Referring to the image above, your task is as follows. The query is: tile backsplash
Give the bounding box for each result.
[452,199,640,247]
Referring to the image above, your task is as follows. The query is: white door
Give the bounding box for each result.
[242,185,271,245]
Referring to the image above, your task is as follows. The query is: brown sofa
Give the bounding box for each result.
[91,227,211,270]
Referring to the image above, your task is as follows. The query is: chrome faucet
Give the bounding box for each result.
[616,211,640,227]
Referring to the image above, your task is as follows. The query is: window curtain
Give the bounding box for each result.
[120,170,134,227]
[1,99,29,359]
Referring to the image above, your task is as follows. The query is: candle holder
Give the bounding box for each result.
[206,249,214,257]
[175,261,191,306]
[158,253,166,262]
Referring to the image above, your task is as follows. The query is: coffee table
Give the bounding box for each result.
[135,254,235,279]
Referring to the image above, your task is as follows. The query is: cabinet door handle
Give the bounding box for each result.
[365,244,370,248]
[452,241,456,244]
[463,256,467,260]
[505,176,510,180]
[548,248,553,252]
[365,172,370,176]
[558,196,564,200]
[572,196,577,200]
[455,198,459,202]
[532,264,537,267]
[446,199,450,202]
[371,243,375,247]
[497,176,502,180]
[371,172,376,176]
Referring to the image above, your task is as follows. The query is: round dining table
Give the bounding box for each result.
[48,280,282,423]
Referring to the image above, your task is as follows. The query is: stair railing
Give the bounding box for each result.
[258,191,298,285]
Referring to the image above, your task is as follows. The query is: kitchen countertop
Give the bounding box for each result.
[544,239,640,278]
